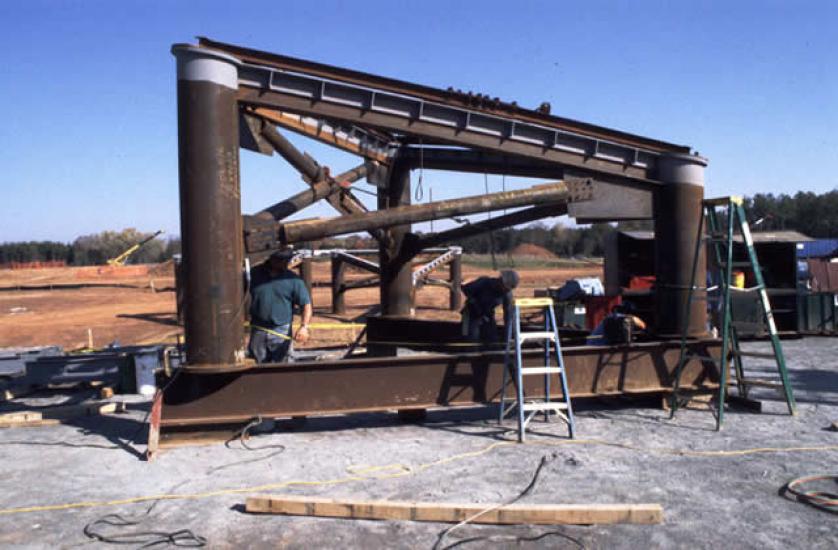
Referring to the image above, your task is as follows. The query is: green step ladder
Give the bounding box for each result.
[670,196,796,430]
[499,297,575,442]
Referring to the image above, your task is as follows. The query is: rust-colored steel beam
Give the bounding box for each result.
[252,164,368,222]
[257,122,383,242]
[270,181,590,246]
[378,158,413,318]
[198,37,690,155]
[237,86,656,184]
[260,121,323,182]
[410,204,569,253]
[153,336,720,436]
[403,147,564,179]
[252,107,392,163]
[172,45,246,368]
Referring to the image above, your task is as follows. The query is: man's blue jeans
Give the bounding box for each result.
[248,324,292,363]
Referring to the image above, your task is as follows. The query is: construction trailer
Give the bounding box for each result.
[605,229,825,337]
[151,38,721,452]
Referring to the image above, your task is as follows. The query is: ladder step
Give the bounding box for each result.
[520,367,563,375]
[733,351,777,359]
[518,331,557,341]
[522,402,568,412]
[704,196,740,207]
[729,284,765,292]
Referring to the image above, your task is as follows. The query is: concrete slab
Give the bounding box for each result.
[0,337,836,548]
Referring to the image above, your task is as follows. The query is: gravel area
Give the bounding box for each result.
[0,337,836,549]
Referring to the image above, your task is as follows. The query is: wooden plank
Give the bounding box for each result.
[0,401,125,427]
[245,495,663,525]
[0,418,60,428]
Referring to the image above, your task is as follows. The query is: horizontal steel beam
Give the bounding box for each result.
[409,203,568,252]
[252,108,393,163]
[156,336,720,429]
[333,251,380,274]
[199,37,691,156]
[403,147,565,179]
[260,180,590,246]
[237,83,658,183]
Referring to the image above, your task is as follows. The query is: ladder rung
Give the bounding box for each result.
[520,367,563,375]
[704,196,741,207]
[518,331,557,341]
[740,378,783,389]
[515,298,553,308]
[729,284,765,292]
[522,402,568,412]
[733,351,777,359]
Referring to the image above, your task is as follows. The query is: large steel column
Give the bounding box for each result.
[654,153,708,338]
[172,45,246,367]
[378,159,413,317]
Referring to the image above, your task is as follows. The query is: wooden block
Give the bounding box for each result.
[245,495,663,525]
[0,401,126,428]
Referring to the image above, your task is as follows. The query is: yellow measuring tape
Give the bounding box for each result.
[245,322,366,341]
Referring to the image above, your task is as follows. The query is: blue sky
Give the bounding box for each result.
[1,0,835,242]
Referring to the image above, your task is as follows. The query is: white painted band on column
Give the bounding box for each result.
[172,44,240,89]
[658,152,708,187]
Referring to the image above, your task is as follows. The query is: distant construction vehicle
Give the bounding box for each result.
[107,230,164,266]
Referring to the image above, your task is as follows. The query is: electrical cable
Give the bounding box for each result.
[83,514,206,548]
[432,455,579,550]
[2,439,836,516]
[442,529,586,549]
[415,139,425,202]
[781,474,838,514]
[83,481,206,548]
[206,416,287,474]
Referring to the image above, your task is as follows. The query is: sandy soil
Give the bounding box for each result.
[0,261,601,350]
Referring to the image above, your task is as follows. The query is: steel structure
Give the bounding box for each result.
[157,39,712,451]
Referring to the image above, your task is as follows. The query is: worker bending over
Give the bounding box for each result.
[587,302,647,346]
[248,248,312,363]
[461,270,520,343]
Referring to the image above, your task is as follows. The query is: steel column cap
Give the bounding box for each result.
[172,44,240,89]
[657,152,708,187]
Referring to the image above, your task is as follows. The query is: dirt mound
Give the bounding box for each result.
[510,243,556,258]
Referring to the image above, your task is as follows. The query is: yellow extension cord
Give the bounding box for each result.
[1,438,836,516]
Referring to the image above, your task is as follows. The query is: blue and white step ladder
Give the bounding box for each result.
[499,297,575,442]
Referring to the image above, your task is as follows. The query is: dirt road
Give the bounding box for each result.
[0,261,601,349]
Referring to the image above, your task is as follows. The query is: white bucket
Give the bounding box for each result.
[134,352,158,397]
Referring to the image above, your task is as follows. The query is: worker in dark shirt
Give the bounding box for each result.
[461,270,520,343]
[248,248,312,363]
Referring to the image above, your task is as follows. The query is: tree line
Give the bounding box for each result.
[743,190,838,238]
[0,229,180,266]
[2,189,835,265]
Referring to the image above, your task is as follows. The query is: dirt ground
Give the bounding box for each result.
[0,261,601,350]
[0,337,835,548]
